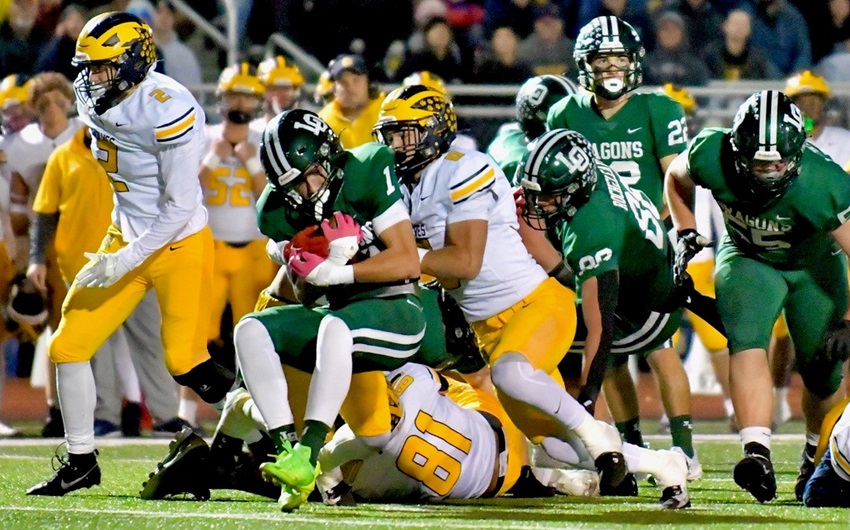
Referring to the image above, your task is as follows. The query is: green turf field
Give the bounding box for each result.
[0,434,847,530]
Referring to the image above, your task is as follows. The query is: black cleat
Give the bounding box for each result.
[733,453,777,503]
[795,454,816,502]
[209,450,280,499]
[660,485,691,509]
[27,448,100,496]
[595,451,628,493]
[140,427,210,500]
[506,466,556,498]
[600,472,638,496]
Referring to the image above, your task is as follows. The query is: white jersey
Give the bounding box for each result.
[202,123,263,243]
[76,71,208,268]
[338,363,500,501]
[811,126,850,170]
[692,185,725,263]
[4,118,83,205]
[405,147,548,322]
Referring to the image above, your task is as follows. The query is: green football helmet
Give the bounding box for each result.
[260,109,345,220]
[730,90,806,204]
[519,129,597,227]
[516,75,579,140]
[573,16,644,100]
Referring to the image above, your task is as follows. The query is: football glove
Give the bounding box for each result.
[673,229,712,287]
[322,212,363,265]
[823,320,850,364]
[288,250,354,287]
[75,251,132,288]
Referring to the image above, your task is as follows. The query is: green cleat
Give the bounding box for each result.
[259,442,319,511]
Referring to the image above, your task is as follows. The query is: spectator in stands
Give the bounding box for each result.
[0,0,49,75]
[818,39,850,83]
[34,4,86,81]
[127,0,201,88]
[643,11,710,86]
[516,3,576,76]
[744,0,811,76]
[577,0,655,50]
[397,17,467,82]
[318,54,385,149]
[484,0,541,41]
[701,9,779,80]
[826,0,850,56]
[473,25,535,84]
[665,0,724,52]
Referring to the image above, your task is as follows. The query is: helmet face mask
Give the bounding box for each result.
[574,16,644,100]
[519,129,597,229]
[374,85,457,182]
[730,90,806,205]
[260,109,344,221]
[72,12,157,114]
[516,75,579,140]
[217,63,265,124]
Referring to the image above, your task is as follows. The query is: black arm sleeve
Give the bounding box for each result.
[29,212,59,265]
[578,269,619,411]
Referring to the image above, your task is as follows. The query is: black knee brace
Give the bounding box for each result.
[173,359,235,404]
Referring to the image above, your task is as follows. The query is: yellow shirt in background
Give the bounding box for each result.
[319,95,384,149]
[32,127,113,284]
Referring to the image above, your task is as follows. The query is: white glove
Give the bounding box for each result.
[266,238,288,265]
[75,251,133,288]
[288,250,354,287]
[327,236,360,265]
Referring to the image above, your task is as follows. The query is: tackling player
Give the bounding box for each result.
[667,90,850,503]
[27,11,235,496]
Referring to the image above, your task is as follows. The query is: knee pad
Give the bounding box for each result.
[490,352,531,393]
[173,358,235,404]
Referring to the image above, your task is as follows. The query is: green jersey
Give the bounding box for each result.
[256,142,411,304]
[687,128,850,269]
[553,162,676,316]
[486,123,528,186]
[547,92,687,209]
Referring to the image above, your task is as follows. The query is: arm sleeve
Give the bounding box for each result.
[121,140,203,268]
[29,212,58,265]
[580,269,619,407]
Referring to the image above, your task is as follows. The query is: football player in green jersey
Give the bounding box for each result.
[486,75,578,185]
[518,129,704,490]
[233,109,425,510]
[546,15,692,455]
[547,16,687,213]
[666,90,850,503]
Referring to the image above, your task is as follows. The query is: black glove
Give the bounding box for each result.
[577,385,598,416]
[674,229,712,287]
[823,320,850,363]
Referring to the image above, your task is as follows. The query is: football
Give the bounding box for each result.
[288,224,330,258]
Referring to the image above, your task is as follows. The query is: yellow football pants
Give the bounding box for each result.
[208,239,275,341]
[50,226,214,376]
[685,259,728,352]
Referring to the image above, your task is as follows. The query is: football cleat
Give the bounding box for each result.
[794,451,816,502]
[671,446,703,481]
[733,452,777,503]
[654,450,691,509]
[600,472,638,497]
[27,448,100,496]
[140,427,210,500]
[260,441,319,511]
[542,468,599,497]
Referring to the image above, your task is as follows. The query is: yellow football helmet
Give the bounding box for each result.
[257,56,304,88]
[662,83,696,114]
[72,11,157,114]
[217,62,265,97]
[313,70,334,105]
[373,85,457,180]
[402,71,448,98]
[0,74,31,110]
[784,70,831,99]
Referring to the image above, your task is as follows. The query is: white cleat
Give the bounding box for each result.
[0,421,17,437]
[671,446,703,481]
[579,419,624,459]
[546,468,600,497]
[654,450,691,509]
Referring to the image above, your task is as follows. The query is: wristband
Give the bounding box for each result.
[245,156,263,175]
[202,152,221,170]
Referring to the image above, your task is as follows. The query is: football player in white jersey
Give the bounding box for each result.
[785,71,850,170]
[27,11,234,497]
[203,63,273,352]
[373,85,632,496]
